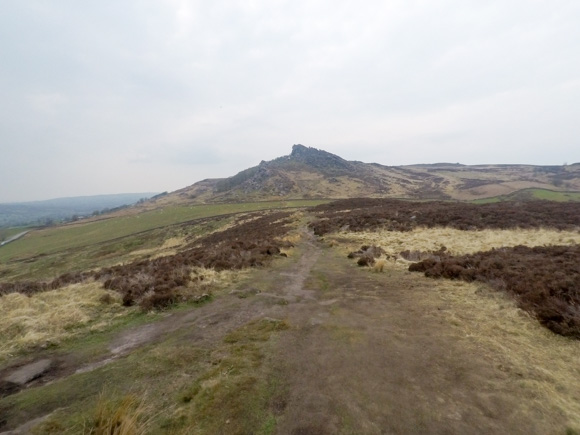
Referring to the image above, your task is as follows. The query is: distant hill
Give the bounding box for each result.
[161,145,580,204]
[0,193,158,227]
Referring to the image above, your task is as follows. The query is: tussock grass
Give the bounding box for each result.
[187,267,247,295]
[338,227,580,261]
[7,339,209,434]
[372,258,387,273]
[0,282,129,361]
[282,232,303,247]
[277,211,309,257]
[82,393,152,435]
[428,279,580,429]
[121,267,247,312]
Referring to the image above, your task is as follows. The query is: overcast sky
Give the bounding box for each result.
[1,0,579,202]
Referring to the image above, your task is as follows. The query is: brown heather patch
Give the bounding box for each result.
[96,211,294,309]
[0,211,295,312]
[408,245,580,338]
[309,198,580,235]
[315,198,580,340]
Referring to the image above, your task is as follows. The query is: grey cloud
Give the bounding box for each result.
[1,0,579,202]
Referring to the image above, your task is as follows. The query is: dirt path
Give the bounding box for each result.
[265,237,569,434]
[1,231,577,433]
[0,232,322,406]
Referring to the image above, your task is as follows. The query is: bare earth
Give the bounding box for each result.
[259,235,563,434]
[1,231,578,434]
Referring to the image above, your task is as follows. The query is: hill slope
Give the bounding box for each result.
[166,145,580,203]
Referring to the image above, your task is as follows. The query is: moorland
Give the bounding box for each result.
[1,146,580,434]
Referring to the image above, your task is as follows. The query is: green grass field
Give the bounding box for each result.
[528,189,580,201]
[0,200,324,262]
[473,188,580,204]
[0,200,326,280]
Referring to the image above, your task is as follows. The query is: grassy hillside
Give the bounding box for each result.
[0,200,326,281]
[0,200,324,262]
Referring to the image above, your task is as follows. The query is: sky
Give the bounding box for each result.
[1,0,580,202]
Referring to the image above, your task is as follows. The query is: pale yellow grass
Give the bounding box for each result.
[372,258,387,273]
[335,227,580,267]
[129,237,185,260]
[276,211,309,257]
[0,282,129,361]
[281,231,302,255]
[185,267,250,297]
[190,267,246,288]
[423,278,580,428]
[330,225,580,427]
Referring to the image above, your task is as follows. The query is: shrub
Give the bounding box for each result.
[408,245,580,338]
[83,393,150,435]
[348,245,385,267]
[309,199,580,235]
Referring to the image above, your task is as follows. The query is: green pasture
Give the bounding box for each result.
[0,200,325,264]
[528,189,580,201]
[472,188,580,204]
[471,195,506,204]
[0,219,227,281]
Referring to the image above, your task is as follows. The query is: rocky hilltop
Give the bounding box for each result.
[165,145,580,203]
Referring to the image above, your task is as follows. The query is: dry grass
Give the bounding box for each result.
[334,223,580,427]
[128,237,185,260]
[425,278,580,429]
[130,267,248,312]
[82,393,152,435]
[0,267,246,358]
[334,227,580,263]
[372,258,387,273]
[0,282,129,361]
[187,267,248,294]
[280,231,302,258]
